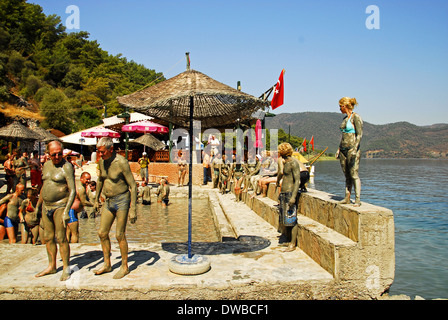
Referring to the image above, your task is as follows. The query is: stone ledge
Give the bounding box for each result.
[236,182,395,294]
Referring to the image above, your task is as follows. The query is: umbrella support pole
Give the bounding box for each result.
[168,96,210,275]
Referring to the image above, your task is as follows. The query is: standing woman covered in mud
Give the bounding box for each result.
[336,97,363,207]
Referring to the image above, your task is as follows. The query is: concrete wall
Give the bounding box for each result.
[240,183,395,296]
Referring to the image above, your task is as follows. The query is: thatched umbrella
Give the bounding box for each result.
[117,69,269,129]
[130,133,166,151]
[0,121,38,141]
[31,126,61,159]
[117,57,268,273]
[32,126,60,142]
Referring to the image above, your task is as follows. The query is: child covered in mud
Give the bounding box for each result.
[156,178,170,207]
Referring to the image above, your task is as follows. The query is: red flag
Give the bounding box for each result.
[302,138,307,152]
[310,136,314,151]
[271,69,284,110]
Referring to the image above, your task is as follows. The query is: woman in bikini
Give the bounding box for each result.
[336,97,363,207]
[19,188,42,244]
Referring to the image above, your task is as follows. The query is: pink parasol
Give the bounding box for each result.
[81,127,120,138]
[121,120,169,134]
[254,119,263,148]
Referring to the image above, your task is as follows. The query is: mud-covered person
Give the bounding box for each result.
[19,188,41,244]
[93,137,137,279]
[0,183,25,243]
[66,172,94,243]
[35,140,76,281]
[276,143,301,252]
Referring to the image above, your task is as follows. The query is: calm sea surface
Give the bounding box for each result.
[310,159,448,299]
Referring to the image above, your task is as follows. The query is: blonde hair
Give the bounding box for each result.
[339,97,358,110]
[278,142,294,157]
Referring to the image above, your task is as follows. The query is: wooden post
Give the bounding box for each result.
[186,52,190,71]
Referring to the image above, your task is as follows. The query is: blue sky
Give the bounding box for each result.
[31,0,448,126]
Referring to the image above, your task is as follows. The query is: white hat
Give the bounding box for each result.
[142,152,147,155]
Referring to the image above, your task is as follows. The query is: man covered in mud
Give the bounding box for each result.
[93,137,137,279]
[276,142,301,252]
[35,140,76,281]
[67,172,94,243]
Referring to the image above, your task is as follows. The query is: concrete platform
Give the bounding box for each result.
[0,188,335,300]
[0,163,392,300]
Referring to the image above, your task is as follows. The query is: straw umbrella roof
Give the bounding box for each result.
[117,69,269,129]
[0,121,38,141]
[32,126,60,142]
[130,133,166,151]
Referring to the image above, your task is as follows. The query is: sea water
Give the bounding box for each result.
[311,158,448,299]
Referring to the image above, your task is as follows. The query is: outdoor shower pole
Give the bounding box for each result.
[188,95,194,258]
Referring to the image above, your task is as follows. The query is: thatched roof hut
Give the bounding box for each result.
[0,121,38,141]
[117,69,269,129]
[31,126,60,142]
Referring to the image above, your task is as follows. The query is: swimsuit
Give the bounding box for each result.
[233,164,244,179]
[341,114,356,134]
[24,200,40,227]
[278,192,298,227]
[105,191,130,214]
[68,209,78,223]
[3,216,17,228]
[44,203,66,219]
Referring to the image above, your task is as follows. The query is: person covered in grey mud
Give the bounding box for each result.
[336,97,363,207]
[35,140,76,281]
[231,154,245,202]
[141,181,151,205]
[0,183,25,243]
[242,152,260,193]
[19,188,42,244]
[93,137,137,279]
[211,152,223,189]
[276,142,301,252]
[219,154,231,195]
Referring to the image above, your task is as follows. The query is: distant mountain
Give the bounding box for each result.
[265,112,448,158]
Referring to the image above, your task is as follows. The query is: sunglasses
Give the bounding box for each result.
[49,152,63,157]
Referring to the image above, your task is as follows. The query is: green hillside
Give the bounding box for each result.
[0,0,164,134]
[265,112,448,159]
